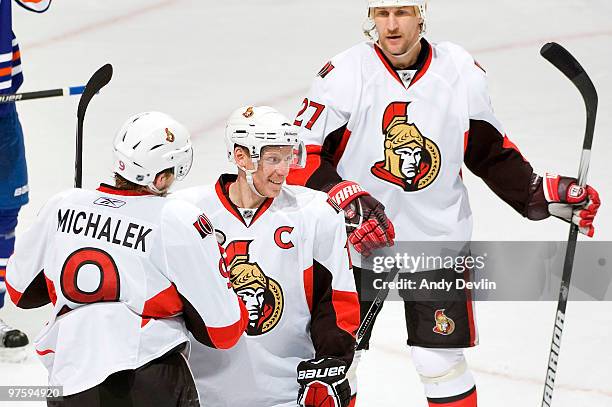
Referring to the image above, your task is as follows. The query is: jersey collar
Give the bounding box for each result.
[97,184,155,197]
[214,174,274,228]
[374,38,433,90]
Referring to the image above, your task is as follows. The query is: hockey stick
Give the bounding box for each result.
[539,42,598,407]
[75,64,113,188]
[0,86,85,104]
[355,266,400,350]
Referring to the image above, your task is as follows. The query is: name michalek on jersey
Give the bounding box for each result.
[373,277,497,291]
[57,208,152,252]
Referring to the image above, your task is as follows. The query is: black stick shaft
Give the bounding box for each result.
[355,267,400,350]
[0,86,85,103]
[74,64,113,188]
[539,42,597,407]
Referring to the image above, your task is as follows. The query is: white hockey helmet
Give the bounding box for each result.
[364,0,428,41]
[113,111,193,187]
[225,106,305,169]
[225,106,305,197]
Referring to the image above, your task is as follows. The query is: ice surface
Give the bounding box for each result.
[1,1,611,405]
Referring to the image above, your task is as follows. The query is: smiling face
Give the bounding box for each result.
[251,145,294,198]
[372,6,423,58]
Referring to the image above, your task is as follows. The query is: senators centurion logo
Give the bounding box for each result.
[165,128,175,142]
[371,102,441,191]
[225,240,284,336]
[433,309,455,336]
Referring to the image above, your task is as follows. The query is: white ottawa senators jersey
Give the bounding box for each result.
[6,184,247,396]
[173,175,359,407]
[288,40,510,242]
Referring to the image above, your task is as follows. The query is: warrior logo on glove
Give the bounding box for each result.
[225,240,284,335]
[371,102,441,191]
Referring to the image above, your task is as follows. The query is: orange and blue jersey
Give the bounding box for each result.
[0,0,23,96]
[0,0,50,115]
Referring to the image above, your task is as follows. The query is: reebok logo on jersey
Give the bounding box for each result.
[94,197,126,209]
[317,61,335,79]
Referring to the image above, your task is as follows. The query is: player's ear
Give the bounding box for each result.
[234,146,253,170]
[153,168,175,190]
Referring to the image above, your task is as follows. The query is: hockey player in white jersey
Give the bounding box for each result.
[287,1,601,406]
[174,106,360,407]
[5,111,248,407]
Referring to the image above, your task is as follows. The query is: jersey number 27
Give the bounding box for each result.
[294,98,325,130]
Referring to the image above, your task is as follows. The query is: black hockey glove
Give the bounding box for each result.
[327,181,395,257]
[297,357,351,407]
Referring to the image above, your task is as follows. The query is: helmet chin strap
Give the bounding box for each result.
[147,182,167,196]
[238,163,266,198]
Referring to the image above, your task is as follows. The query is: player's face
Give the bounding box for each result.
[397,146,422,180]
[372,6,422,57]
[253,146,294,198]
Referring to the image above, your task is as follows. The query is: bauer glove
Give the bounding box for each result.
[543,173,600,237]
[297,357,351,407]
[327,181,395,257]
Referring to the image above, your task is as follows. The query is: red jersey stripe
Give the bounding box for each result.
[332,289,360,338]
[502,134,527,161]
[303,265,314,312]
[96,184,155,196]
[332,128,352,166]
[464,270,477,347]
[374,45,404,88]
[5,280,23,305]
[206,297,248,349]
[214,176,273,227]
[44,273,57,305]
[411,42,433,87]
[142,284,183,319]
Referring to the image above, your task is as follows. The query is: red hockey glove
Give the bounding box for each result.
[327,181,395,257]
[297,358,351,407]
[544,173,600,237]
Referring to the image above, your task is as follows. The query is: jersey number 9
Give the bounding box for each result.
[60,248,121,304]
